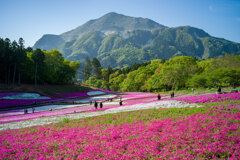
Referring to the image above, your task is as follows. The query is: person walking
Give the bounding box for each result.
[100,102,103,108]
[217,87,221,94]
[192,88,194,94]
[157,94,161,100]
[24,109,28,114]
[171,92,174,98]
[94,101,98,109]
[119,100,123,106]
[32,107,35,113]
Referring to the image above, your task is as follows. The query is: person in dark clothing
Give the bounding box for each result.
[157,94,161,100]
[90,100,92,105]
[119,100,123,106]
[32,107,35,113]
[100,102,103,108]
[217,87,221,94]
[94,101,98,109]
[171,92,174,98]
[24,109,28,114]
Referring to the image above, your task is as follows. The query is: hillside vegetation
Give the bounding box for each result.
[85,54,240,92]
[0,38,79,87]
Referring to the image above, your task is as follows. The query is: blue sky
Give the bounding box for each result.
[0,0,240,47]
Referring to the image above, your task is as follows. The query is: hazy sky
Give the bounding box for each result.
[1,0,240,47]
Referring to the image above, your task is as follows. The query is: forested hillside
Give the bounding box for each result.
[0,38,79,86]
[33,12,240,68]
[85,54,240,91]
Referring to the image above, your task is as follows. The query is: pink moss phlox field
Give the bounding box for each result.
[54,91,89,99]
[0,98,62,108]
[0,92,174,124]
[211,104,240,111]
[123,92,157,99]
[0,111,239,159]
[0,105,97,124]
[0,90,92,108]
[174,92,240,104]
[0,93,153,124]
[0,92,24,98]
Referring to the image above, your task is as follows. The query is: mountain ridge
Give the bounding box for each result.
[33,12,240,68]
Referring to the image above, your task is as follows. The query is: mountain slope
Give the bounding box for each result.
[60,12,165,41]
[33,34,65,51]
[33,12,240,68]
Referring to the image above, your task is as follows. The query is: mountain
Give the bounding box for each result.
[33,12,240,68]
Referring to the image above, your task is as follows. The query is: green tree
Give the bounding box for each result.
[16,38,26,86]
[206,68,240,87]
[11,40,19,87]
[84,57,92,81]
[32,48,45,88]
[3,38,12,85]
[92,57,102,79]
[160,56,197,89]
[186,74,207,88]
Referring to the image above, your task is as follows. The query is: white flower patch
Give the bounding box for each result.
[75,94,116,103]
[0,100,203,131]
[0,93,50,99]
[87,91,105,96]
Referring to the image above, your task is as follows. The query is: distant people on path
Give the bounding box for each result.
[32,107,35,113]
[217,87,222,94]
[94,101,98,109]
[157,94,161,100]
[100,102,103,108]
[24,109,28,114]
[192,88,194,94]
[233,83,236,89]
[119,100,123,106]
[90,100,92,105]
[171,92,174,98]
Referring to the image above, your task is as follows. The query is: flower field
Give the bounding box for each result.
[0,92,239,159]
[0,92,61,108]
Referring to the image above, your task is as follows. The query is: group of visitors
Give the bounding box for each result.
[93,101,103,109]
[91,96,124,109]
[24,107,35,114]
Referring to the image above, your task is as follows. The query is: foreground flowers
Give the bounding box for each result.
[0,92,239,159]
[0,109,239,159]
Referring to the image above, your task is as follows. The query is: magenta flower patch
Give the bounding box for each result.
[174,92,240,104]
[0,111,239,159]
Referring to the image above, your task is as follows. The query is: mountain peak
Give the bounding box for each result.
[103,12,123,17]
[60,12,165,41]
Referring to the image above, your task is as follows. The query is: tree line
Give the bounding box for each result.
[84,54,240,91]
[0,37,79,87]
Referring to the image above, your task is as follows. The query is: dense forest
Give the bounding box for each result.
[85,54,240,92]
[0,37,79,87]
